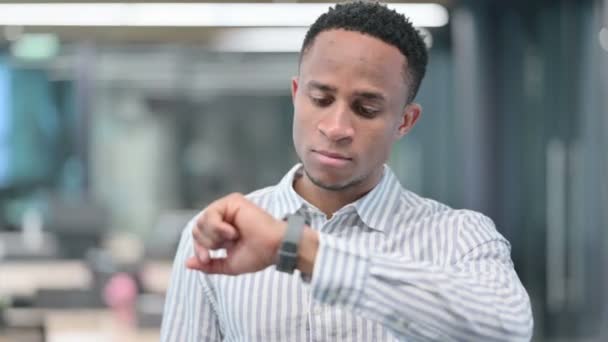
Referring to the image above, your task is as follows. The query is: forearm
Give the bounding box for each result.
[307,234,533,341]
[296,226,319,275]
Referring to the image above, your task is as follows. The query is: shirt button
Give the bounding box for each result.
[313,306,322,315]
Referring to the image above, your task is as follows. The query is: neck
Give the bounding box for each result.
[293,168,383,218]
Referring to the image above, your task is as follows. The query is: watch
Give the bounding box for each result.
[275,214,306,274]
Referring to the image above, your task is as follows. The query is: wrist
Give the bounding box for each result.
[272,219,288,263]
[296,227,319,276]
[275,215,306,273]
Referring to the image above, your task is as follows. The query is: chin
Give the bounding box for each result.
[311,178,354,192]
[303,166,361,192]
[304,161,348,178]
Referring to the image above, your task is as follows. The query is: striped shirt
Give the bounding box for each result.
[161,164,533,341]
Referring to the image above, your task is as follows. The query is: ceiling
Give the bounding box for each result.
[0,1,452,43]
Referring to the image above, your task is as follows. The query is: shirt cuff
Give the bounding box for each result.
[309,233,369,309]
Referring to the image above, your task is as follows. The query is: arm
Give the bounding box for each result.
[186,194,533,341]
[301,215,533,341]
[161,221,223,342]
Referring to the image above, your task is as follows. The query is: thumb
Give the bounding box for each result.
[185,257,232,275]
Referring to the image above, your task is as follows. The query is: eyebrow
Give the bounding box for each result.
[353,91,386,102]
[306,80,336,93]
[306,80,386,102]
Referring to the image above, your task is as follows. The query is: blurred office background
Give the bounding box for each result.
[0,0,606,341]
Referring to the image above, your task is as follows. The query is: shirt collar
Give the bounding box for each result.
[274,164,307,219]
[274,164,403,232]
[351,165,402,231]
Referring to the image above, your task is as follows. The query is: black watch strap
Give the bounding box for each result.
[275,214,306,274]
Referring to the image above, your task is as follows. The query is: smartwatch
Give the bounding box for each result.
[275,214,306,274]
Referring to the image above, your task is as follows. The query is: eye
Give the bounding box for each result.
[310,95,333,107]
[354,103,380,118]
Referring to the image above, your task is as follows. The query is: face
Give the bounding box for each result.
[291,29,421,192]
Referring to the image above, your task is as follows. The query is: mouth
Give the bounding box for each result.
[311,149,352,167]
[314,149,351,160]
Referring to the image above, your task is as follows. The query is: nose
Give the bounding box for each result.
[317,103,354,143]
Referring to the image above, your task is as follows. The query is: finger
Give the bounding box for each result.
[203,221,238,244]
[218,224,239,241]
[185,256,205,270]
[193,227,223,250]
[187,242,233,271]
[201,199,241,237]
[220,240,236,250]
[193,219,235,250]
[193,242,210,264]
[186,257,233,275]
[196,210,238,246]
[186,256,213,272]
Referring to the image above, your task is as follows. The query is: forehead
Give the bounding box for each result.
[300,29,407,92]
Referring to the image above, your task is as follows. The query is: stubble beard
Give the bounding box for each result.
[303,167,367,192]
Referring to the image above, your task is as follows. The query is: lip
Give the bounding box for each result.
[314,150,351,160]
[312,149,352,167]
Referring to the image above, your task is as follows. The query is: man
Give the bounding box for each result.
[161,2,533,341]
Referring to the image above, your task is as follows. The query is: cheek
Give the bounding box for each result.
[359,125,395,160]
[292,109,310,151]
[292,114,301,146]
[293,105,316,134]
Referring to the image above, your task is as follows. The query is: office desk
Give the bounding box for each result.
[45,310,159,342]
[0,329,42,342]
[3,308,159,342]
[0,261,91,297]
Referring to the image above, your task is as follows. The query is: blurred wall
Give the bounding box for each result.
[449,0,608,340]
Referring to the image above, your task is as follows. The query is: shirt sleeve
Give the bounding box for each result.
[309,212,534,341]
[160,220,223,342]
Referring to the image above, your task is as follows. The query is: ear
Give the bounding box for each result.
[291,77,299,102]
[395,103,422,140]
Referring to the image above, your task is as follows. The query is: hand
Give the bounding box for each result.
[185,193,287,275]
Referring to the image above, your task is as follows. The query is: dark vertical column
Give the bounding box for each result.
[73,42,96,194]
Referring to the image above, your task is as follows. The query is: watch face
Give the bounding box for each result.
[276,215,306,273]
[277,249,297,274]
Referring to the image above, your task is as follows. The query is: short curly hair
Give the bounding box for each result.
[300,1,428,103]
